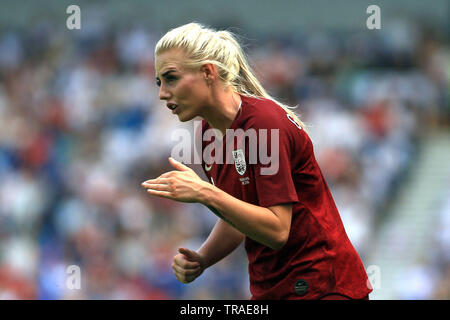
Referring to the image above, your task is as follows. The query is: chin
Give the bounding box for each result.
[177,112,196,122]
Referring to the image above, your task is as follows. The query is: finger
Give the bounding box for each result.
[172,263,201,276]
[174,257,201,270]
[143,183,171,192]
[146,188,173,199]
[141,177,171,187]
[174,254,200,269]
[175,272,197,284]
[178,247,199,262]
[172,263,202,276]
[183,274,198,283]
[160,171,175,178]
[175,274,194,284]
[169,157,191,172]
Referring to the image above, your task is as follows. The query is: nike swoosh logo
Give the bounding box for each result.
[205,164,212,171]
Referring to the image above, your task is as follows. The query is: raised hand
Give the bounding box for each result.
[141,157,211,204]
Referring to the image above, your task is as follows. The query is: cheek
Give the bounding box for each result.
[178,77,207,101]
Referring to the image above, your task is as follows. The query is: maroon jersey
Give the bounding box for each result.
[198,95,372,300]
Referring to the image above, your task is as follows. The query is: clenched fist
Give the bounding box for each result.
[172,247,205,284]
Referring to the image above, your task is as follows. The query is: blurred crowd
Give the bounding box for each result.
[0,18,448,299]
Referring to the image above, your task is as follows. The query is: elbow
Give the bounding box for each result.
[269,231,289,251]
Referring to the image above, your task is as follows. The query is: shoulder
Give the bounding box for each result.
[240,95,288,129]
[239,95,312,154]
[240,95,304,135]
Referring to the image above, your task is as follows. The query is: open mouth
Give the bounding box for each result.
[167,103,178,112]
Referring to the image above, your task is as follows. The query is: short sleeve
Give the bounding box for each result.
[248,115,299,208]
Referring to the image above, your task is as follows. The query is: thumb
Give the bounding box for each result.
[169,157,190,171]
[178,247,199,262]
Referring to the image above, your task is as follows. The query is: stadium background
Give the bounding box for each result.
[0,0,448,299]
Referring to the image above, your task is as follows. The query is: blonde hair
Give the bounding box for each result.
[155,22,306,131]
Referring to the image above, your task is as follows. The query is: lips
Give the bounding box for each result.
[167,103,178,113]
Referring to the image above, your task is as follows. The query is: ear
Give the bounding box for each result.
[200,63,216,85]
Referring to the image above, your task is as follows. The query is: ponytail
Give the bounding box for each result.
[156,23,307,131]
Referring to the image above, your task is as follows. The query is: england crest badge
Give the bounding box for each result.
[232,149,246,175]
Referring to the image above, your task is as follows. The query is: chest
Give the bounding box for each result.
[203,150,258,205]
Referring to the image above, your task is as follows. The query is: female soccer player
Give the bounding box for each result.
[142,23,372,300]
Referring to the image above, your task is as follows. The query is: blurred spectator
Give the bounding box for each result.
[0,12,448,300]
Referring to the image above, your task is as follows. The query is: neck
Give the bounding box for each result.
[202,88,242,136]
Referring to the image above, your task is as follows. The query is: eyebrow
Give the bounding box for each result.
[156,69,176,80]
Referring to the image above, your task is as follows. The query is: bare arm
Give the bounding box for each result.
[143,157,293,251]
[201,188,292,251]
[198,217,245,269]
[170,218,244,284]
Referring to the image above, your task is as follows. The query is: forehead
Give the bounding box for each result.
[155,48,187,76]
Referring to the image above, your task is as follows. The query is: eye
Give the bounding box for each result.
[165,75,177,82]
[156,78,161,87]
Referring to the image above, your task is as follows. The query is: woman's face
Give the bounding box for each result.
[155,49,210,122]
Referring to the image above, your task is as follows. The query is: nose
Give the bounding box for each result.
[159,83,171,101]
